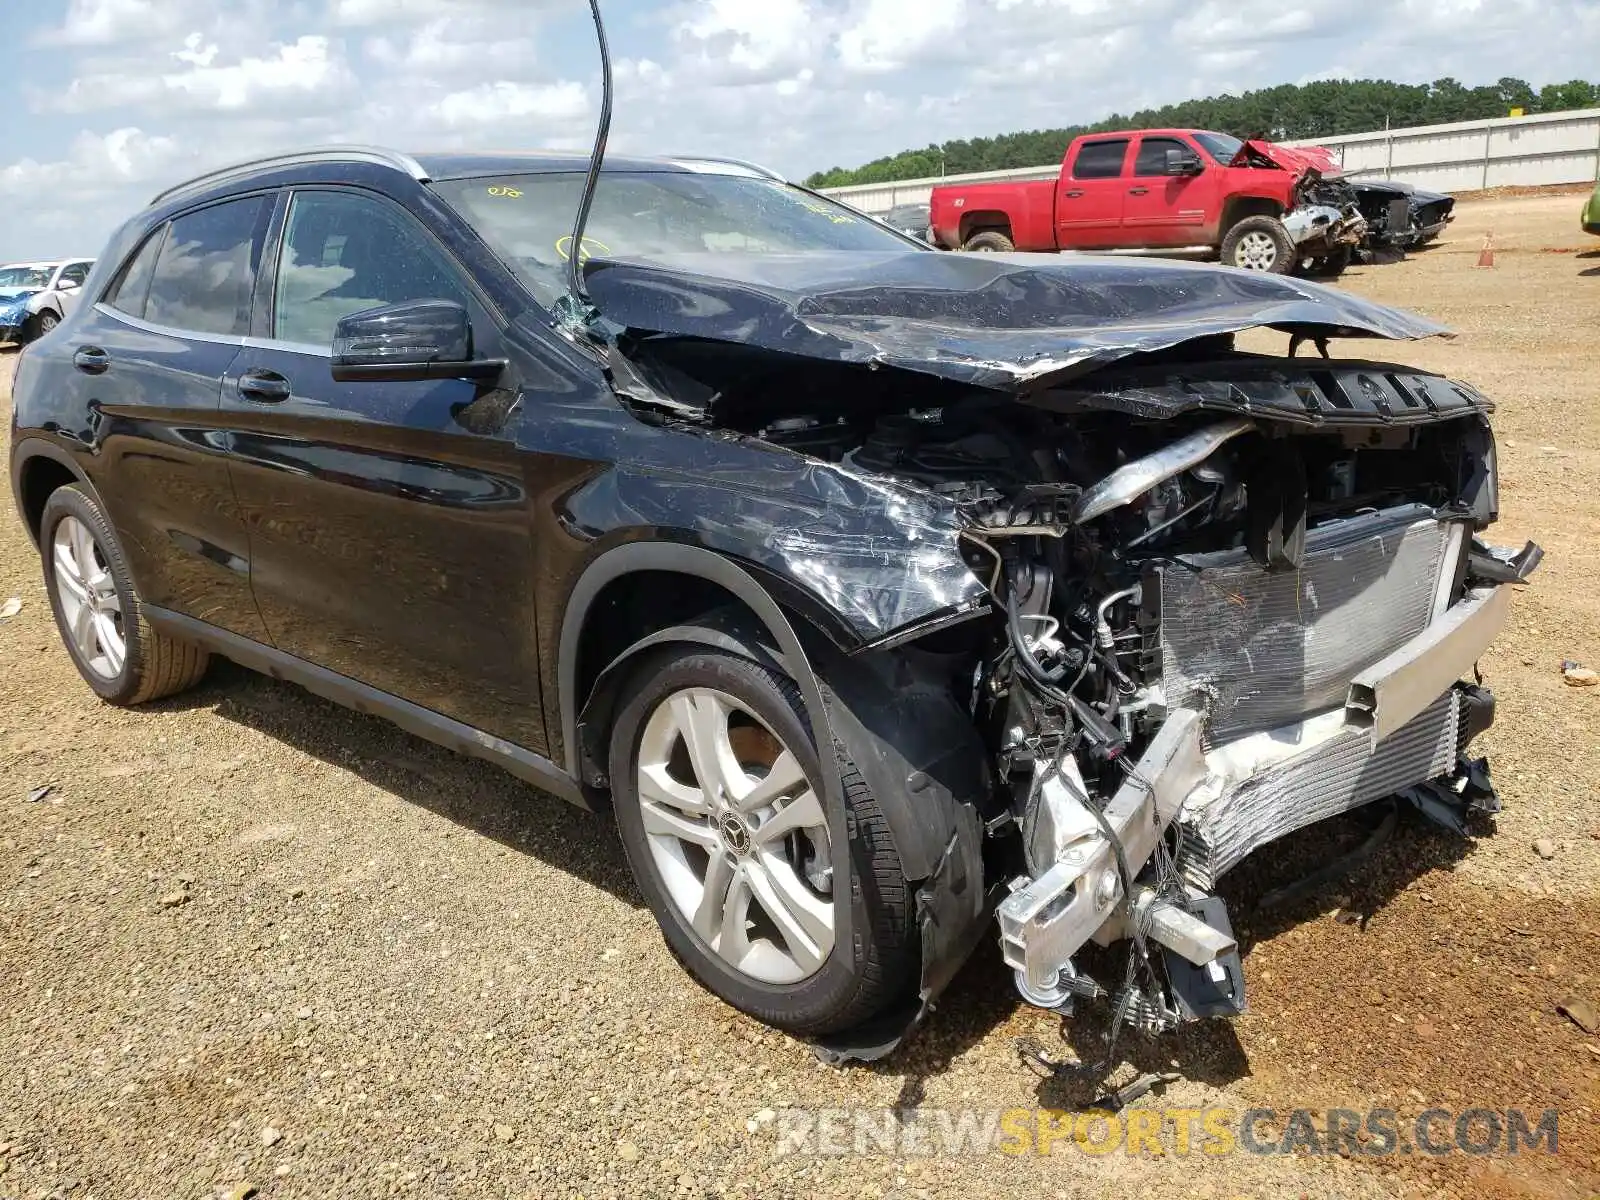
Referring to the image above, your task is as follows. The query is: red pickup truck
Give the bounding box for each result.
[929,129,1363,276]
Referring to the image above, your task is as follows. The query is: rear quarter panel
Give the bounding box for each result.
[930,180,1057,250]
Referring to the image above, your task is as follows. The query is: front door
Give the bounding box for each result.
[1123,136,1217,247]
[220,187,547,751]
[1056,137,1130,249]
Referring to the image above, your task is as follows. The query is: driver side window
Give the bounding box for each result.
[273,191,472,348]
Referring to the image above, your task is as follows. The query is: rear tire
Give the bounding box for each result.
[963,230,1015,253]
[608,647,917,1036]
[40,484,210,706]
[1221,216,1295,274]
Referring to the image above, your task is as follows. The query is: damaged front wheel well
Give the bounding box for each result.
[1220,195,1285,237]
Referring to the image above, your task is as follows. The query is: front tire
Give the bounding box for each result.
[1300,245,1353,279]
[24,310,59,342]
[1222,215,1295,274]
[40,484,210,705]
[608,647,917,1036]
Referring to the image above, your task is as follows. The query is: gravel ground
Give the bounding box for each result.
[0,193,1597,1200]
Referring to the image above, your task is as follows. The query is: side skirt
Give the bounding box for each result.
[144,606,590,810]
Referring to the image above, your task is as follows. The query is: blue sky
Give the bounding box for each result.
[3,0,1598,262]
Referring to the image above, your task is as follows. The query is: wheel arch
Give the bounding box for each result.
[958,210,1013,245]
[557,542,832,791]
[10,439,92,549]
[1219,193,1286,237]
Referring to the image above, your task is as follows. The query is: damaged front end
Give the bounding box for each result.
[580,249,1538,1051]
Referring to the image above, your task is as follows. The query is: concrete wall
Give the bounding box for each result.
[819,108,1600,214]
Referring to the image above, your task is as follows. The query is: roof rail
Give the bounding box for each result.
[666,155,787,182]
[149,146,430,208]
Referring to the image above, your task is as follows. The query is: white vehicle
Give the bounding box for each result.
[0,259,95,344]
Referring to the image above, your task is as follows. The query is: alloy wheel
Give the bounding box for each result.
[52,515,125,679]
[634,687,834,984]
[1235,231,1279,270]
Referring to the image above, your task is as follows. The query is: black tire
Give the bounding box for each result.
[608,647,917,1036]
[24,310,59,342]
[1301,245,1353,279]
[963,230,1014,253]
[1221,215,1295,274]
[39,484,210,705]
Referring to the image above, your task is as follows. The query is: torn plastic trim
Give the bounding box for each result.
[582,250,1449,399]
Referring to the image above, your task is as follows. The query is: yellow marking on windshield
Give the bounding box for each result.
[555,236,614,263]
[797,200,857,225]
[486,185,524,198]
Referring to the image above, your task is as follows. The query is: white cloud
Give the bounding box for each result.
[7,0,1600,260]
[57,34,356,115]
[0,128,186,198]
[674,0,823,83]
[838,0,966,72]
[432,80,591,128]
[42,0,189,45]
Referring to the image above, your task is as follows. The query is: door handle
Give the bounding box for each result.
[1064,189,1085,198]
[1129,187,1149,196]
[72,347,110,375]
[237,369,292,403]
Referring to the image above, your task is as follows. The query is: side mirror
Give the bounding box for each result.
[57,279,81,292]
[1166,148,1204,176]
[331,299,505,384]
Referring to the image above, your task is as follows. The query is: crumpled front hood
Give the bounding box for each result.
[584,250,1448,392]
[1244,140,1343,180]
[0,288,38,303]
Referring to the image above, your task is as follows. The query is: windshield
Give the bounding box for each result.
[433,170,921,306]
[0,265,53,290]
[1192,132,1244,165]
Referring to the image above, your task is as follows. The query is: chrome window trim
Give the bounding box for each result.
[93,301,247,348]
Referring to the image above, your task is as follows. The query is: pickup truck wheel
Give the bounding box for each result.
[1222,216,1294,274]
[963,230,1014,253]
[608,647,917,1036]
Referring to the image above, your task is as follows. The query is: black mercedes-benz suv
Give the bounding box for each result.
[8,146,1538,1059]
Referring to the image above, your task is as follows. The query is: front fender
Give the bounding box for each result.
[560,457,990,650]
[24,293,61,319]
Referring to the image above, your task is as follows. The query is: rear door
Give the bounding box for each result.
[221,186,547,751]
[1123,135,1217,246]
[1056,138,1130,249]
[58,197,273,641]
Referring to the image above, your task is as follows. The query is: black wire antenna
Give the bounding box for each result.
[566,0,613,310]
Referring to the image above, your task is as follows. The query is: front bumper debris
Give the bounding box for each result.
[997,538,1538,1017]
[1285,203,1367,256]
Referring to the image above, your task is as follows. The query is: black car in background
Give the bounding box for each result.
[8,146,1533,1059]
[1350,178,1456,250]
[881,202,933,242]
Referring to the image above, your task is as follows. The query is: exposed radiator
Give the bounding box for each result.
[1177,691,1460,889]
[1156,504,1459,744]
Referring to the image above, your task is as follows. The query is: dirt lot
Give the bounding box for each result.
[0,193,1597,1200]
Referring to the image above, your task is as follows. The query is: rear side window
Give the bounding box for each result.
[106,230,167,318]
[144,197,268,336]
[1071,139,1130,180]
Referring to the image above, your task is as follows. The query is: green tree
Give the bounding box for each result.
[804,74,1594,188]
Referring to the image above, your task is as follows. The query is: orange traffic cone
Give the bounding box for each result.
[1477,231,1496,268]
